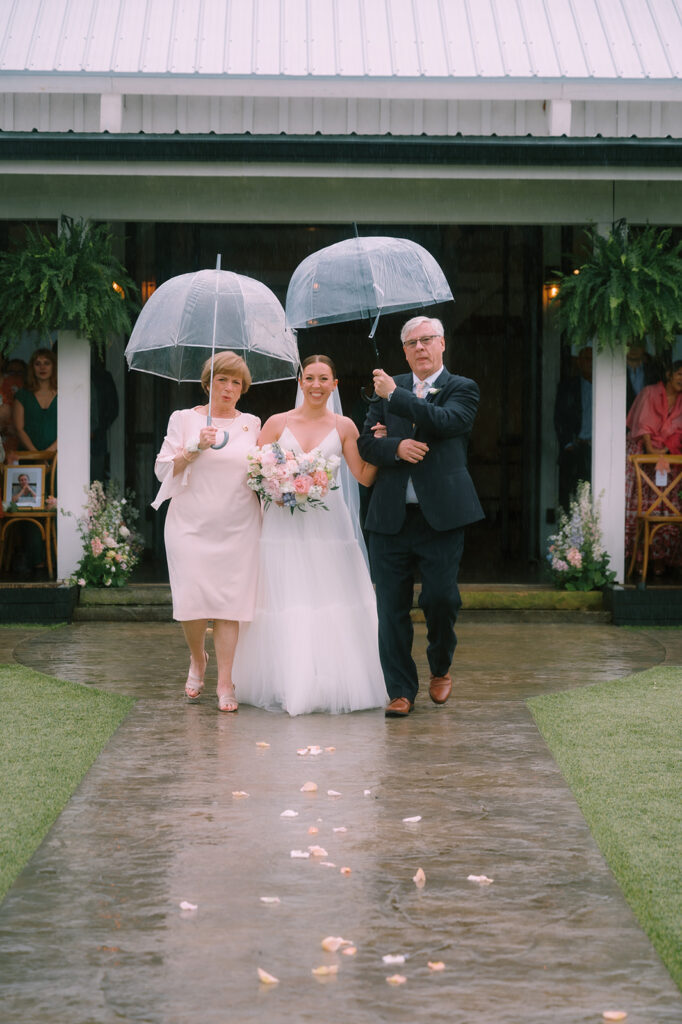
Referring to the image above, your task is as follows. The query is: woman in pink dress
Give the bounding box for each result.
[625,360,682,573]
[153,352,261,711]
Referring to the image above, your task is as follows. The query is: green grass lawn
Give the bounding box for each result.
[528,667,682,990]
[0,662,134,902]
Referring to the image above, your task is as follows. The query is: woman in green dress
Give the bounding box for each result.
[13,348,58,452]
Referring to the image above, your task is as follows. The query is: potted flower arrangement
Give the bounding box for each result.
[547,482,616,592]
[71,482,142,588]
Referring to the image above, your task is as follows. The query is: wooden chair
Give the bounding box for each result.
[627,453,682,583]
[0,450,58,578]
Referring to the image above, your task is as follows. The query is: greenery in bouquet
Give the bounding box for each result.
[547,481,616,591]
[71,481,142,588]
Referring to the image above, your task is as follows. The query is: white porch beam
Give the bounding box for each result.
[99,93,123,133]
[57,331,90,581]
[548,99,571,136]
[592,344,626,583]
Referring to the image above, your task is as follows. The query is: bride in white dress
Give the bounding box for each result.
[233,355,388,716]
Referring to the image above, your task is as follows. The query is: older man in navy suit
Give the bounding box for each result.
[358,316,483,717]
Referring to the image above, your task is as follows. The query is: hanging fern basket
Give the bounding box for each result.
[551,221,682,354]
[0,216,139,357]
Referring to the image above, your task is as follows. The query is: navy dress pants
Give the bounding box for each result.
[368,506,465,703]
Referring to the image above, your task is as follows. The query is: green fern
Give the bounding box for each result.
[552,222,682,353]
[0,216,139,356]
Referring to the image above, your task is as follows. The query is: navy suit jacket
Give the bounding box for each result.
[358,368,484,535]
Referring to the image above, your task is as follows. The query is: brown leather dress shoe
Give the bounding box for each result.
[428,674,452,704]
[385,696,414,717]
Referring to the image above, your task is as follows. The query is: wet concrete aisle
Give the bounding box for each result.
[1,623,680,1024]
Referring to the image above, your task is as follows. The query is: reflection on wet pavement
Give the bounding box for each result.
[0,623,680,1023]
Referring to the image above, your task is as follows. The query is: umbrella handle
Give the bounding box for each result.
[211,430,229,450]
[361,386,382,405]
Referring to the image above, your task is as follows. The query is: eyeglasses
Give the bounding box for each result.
[402,334,441,350]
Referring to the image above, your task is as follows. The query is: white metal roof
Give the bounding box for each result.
[2,0,682,83]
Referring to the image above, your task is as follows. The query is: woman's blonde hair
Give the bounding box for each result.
[26,348,58,392]
[200,351,252,395]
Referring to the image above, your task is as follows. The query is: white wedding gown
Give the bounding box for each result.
[233,426,387,716]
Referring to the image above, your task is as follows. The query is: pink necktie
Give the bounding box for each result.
[415,381,426,398]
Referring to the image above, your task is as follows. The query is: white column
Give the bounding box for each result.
[100,93,123,133]
[57,331,91,580]
[592,345,626,582]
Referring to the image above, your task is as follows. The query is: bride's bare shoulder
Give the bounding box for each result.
[336,414,359,440]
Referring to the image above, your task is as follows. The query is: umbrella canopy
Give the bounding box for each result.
[125,268,299,384]
[285,236,453,333]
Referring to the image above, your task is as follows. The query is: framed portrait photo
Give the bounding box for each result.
[5,465,45,510]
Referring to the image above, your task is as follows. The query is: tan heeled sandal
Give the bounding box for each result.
[185,652,209,701]
[217,687,238,713]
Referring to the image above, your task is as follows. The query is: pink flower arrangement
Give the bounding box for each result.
[247,442,339,514]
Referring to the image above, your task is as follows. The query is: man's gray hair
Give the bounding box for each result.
[400,316,445,344]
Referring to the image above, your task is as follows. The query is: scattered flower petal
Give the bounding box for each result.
[382,954,406,964]
[255,742,270,748]
[327,790,342,797]
[308,845,329,857]
[280,809,299,817]
[325,746,336,753]
[339,866,352,875]
[296,748,309,756]
[386,974,407,985]
[413,868,426,888]
[467,874,494,885]
[403,815,422,823]
[259,896,281,904]
[290,850,310,858]
[342,946,357,956]
[602,1014,628,1022]
[301,781,318,792]
[179,900,197,911]
[321,936,352,952]
[308,825,319,834]
[308,746,323,756]
[231,791,249,799]
[320,862,336,868]
[333,827,347,833]
[312,964,338,976]
[257,968,279,985]
[364,789,371,796]
[428,961,445,971]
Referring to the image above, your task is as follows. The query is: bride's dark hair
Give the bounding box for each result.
[299,354,337,377]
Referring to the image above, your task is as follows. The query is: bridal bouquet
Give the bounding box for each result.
[246,442,339,513]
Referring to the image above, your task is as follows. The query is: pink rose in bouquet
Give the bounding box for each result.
[247,442,338,514]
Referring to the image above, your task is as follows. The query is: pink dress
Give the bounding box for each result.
[153,407,261,621]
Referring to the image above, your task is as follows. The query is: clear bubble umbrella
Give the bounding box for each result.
[285,235,454,346]
[125,257,299,446]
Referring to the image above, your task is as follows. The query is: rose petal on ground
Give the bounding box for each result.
[308,825,319,834]
[364,789,371,796]
[308,746,323,756]
[179,901,197,911]
[296,748,308,756]
[428,961,445,971]
[321,936,345,952]
[402,815,422,823]
[602,1014,628,1022]
[320,862,336,868]
[386,974,407,985]
[290,850,310,858]
[382,954,406,964]
[340,866,352,875]
[333,827,347,833]
[308,845,329,857]
[413,867,426,888]
[259,896,281,904]
[255,742,270,748]
[280,809,299,817]
[231,791,249,798]
[342,946,357,956]
[327,790,342,797]
[257,968,279,985]
[325,746,336,753]
[301,781,318,792]
[467,874,494,885]
[312,964,339,976]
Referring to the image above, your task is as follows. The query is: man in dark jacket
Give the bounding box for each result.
[358,316,483,717]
